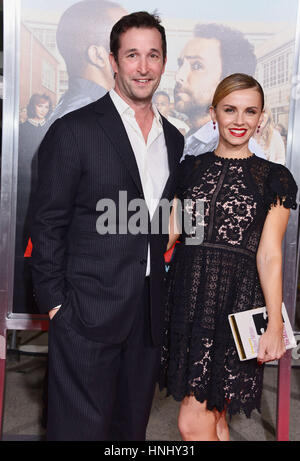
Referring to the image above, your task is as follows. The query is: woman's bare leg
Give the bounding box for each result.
[216,409,230,441]
[178,396,221,441]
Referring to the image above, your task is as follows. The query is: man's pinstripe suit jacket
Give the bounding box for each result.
[30,92,184,345]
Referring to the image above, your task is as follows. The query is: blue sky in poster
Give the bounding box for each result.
[24,0,299,22]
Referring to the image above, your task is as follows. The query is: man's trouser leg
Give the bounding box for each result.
[46,278,159,441]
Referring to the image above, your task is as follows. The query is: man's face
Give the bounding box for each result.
[110,27,166,105]
[174,37,222,117]
[154,94,170,117]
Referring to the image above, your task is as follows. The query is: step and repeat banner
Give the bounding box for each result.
[1,0,300,318]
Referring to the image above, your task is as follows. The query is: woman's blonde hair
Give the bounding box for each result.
[212,73,264,110]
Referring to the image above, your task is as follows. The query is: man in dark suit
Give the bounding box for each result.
[30,11,184,441]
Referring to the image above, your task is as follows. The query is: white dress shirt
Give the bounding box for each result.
[109,89,169,276]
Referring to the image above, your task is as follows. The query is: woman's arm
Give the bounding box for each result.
[167,196,181,251]
[256,202,290,364]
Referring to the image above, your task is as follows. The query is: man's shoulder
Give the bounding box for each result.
[167,115,189,132]
[44,93,112,140]
[161,114,184,141]
[60,92,110,123]
[48,92,113,128]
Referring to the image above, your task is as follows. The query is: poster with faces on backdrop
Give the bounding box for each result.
[13,0,299,314]
[19,0,299,157]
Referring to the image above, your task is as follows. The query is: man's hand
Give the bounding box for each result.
[49,307,61,320]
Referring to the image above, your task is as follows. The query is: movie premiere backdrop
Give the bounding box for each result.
[1,0,300,441]
[3,0,298,319]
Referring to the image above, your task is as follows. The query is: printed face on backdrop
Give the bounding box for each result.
[34,100,50,120]
[55,1,127,89]
[153,93,170,117]
[174,37,223,118]
[210,88,264,151]
[98,5,128,83]
[110,27,166,106]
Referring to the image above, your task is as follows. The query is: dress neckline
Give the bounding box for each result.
[211,151,255,162]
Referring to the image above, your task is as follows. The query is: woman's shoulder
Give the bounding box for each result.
[252,157,298,210]
[254,156,295,180]
[250,155,288,176]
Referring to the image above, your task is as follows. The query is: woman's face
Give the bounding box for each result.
[34,100,50,120]
[211,88,264,149]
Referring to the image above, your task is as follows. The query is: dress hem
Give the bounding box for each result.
[159,385,262,419]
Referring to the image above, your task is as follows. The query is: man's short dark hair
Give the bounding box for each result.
[56,0,122,76]
[110,11,167,62]
[194,23,257,78]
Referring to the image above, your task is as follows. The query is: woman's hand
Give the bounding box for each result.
[167,196,181,251]
[257,325,286,364]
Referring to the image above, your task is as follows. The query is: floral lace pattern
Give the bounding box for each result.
[214,164,257,246]
[160,152,298,418]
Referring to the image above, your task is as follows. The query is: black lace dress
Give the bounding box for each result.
[160,151,298,418]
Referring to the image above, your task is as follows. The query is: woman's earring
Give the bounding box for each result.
[257,125,260,134]
[213,121,216,130]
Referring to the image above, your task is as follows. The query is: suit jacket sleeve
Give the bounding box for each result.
[30,118,81,314]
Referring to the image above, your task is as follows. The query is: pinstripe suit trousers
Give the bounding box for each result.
[46,278,159,441]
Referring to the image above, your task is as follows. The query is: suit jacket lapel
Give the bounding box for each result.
[94,93,143,195]
[160,116,178,201]
[94,94,179,204]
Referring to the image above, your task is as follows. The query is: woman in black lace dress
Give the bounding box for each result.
[160,74,298,441]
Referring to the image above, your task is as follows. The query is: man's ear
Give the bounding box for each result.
[87,45,109,68]
[109,52,118,75]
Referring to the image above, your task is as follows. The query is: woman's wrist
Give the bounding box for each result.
[267,317,284,333]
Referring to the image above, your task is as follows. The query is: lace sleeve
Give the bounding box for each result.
[265,163,298,210]
[176,155,197,199]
